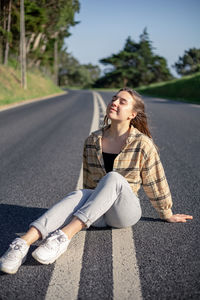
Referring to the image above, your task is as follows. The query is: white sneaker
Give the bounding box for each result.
[32,230,70,265]
[0,238,29,274]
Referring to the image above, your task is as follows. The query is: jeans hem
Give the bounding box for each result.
[29,222,48,240]
[73,211,92,228]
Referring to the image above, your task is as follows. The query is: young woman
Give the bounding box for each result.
[0,88,193,274]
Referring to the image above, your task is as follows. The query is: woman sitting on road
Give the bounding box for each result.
[0,87,193,274]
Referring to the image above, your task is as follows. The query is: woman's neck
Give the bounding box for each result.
[105,122,130,140]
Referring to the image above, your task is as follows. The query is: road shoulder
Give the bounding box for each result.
[0,91,67,112]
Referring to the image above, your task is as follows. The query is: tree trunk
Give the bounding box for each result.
[4,0,12,65]
[26,32,35,54]
[20,0,27,89]
[35,59,41,67]
[123,77,128,87]
[0,1,7,63]
[32,32,43,51]
[54,39,58,85]
[3,1,7,32]
[40,36,47,53]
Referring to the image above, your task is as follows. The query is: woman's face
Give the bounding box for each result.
[106,91,136,123]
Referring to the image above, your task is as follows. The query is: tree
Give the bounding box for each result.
[0,0,80,82]
[3,0,12,65]
[20,0,27,89]
[58,50,101,88]
[0,0,12,64]
[94,28,172,88]
[173,48,200,76]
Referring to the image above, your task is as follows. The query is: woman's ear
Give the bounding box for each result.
[129,112,137,120]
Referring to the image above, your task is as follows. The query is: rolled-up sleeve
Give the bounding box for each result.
[141,147,173,219]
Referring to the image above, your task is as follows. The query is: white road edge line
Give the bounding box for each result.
[45,91,100,300]
[189,104,200,108]
[94,91,143,300]
[0,92,67,112]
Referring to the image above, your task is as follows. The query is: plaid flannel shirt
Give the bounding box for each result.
[83,125,173,219]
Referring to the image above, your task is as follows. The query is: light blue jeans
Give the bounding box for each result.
[30,172,142,239]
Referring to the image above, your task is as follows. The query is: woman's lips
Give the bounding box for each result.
[110,107,117,112]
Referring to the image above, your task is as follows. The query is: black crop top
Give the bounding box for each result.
[102,152,118,173]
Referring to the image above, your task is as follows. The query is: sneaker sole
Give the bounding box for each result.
[0,255,27,275]
[32,247,68,265]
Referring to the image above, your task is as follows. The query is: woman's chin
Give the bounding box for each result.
[107,113,118,120]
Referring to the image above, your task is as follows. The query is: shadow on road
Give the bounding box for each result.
[0,203,165,251]
[139,216,165,222]
[0,204,165,259]
[0,203,47,256]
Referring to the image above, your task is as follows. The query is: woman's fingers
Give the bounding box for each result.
[175,214,192,217]
[184,215,193,219]
[178,214,193,219]
[166,214,193,223]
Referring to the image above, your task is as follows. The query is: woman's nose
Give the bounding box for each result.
[112,99,119,105]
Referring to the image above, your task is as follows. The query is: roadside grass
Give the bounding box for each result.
[1,63,199,107]
[0,65,63,106]
[89,73,200,105]
[136,72,200,104]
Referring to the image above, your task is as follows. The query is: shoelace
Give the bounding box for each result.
[6,241,26,260]
[41,231,67,250]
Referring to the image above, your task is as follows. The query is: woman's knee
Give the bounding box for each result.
[101,171,126,187]
[104,171,123,180]
[105,214,141,228]
[105,205,142,229]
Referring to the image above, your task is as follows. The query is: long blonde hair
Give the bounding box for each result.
[103,87,152,139]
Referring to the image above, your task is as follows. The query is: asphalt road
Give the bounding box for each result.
[0,90,199,299]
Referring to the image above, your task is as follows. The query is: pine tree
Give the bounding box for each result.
[95,28,172,88]
[173,48,200,75]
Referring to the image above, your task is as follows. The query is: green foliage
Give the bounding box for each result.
[94,28,173,88]
[0,0,100,88]
[0,0,80,71]
[173,48,200,75]
[58,50,101,88]
[25,0,47,32]
[136,72,200,104]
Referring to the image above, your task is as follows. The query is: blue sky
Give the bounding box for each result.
[65,0,200,77]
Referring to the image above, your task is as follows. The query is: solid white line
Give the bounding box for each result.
[45,92,100,300]
[95,91,143,299]
[93,91,107,112]
[91,92,101,133]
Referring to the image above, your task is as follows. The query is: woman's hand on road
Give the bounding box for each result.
[166,214,193,223]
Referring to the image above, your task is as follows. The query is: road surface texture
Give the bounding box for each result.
[0,90,199,300]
